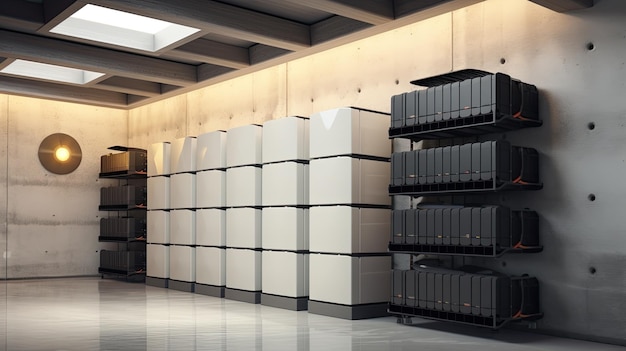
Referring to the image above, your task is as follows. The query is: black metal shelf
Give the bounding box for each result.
[388,243,542,257]
[389,180,543,196]
[99,170,147,179]
[388,303,543,329]
[389,114,542,140]
[99,204,147,211]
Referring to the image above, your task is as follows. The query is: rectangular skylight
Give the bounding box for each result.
[49,4,201,52]
[0,59,105,84]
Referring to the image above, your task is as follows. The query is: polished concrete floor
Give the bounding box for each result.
[0,277,624,351]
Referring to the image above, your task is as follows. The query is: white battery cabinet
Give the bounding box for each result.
[195,247,226,297]
[226,248,262,303]
[262,116,309,163]
[170,173,196,209]
[170,136,197,174]
[196,170,226,208]
[148,142,171,176]
[147,176,170,210]
[309,206,390,254]
[147,210,169,244]
[146,244,169,281]
[262,251,309,310]
[196,130,227,171]
[309,108,390,159]
[195,209,226,247]
[309,157,390,206]
[226,208,261,249]
[262,162,308,207]
[226,124,262,168]
[169,209,196,245]
[226,166,262,207]
[308,254,391,314]
[262,207,308,251]
[169,245,195,291]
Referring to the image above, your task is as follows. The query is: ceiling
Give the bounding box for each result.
[0,0,591,109]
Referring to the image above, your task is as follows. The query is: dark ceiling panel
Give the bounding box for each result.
[216,0,333,24]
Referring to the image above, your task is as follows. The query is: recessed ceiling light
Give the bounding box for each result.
[0,59,105,84]
[50,4,201,52]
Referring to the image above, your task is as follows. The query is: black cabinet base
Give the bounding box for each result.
[308,301,389,320]
[168,280,195,293]
[261,294,308,311]
[225,288,261,304]
[195,284,225,298]
[146,276,168,288]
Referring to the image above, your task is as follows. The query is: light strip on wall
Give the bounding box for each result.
[0,59,105,84]
[49,4,201,52]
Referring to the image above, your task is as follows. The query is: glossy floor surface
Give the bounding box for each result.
[0,277,624,351]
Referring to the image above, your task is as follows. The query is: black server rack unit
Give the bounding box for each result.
[100,148,148,176]
[389,267,542,329]
[389,140,541,195]
[389,70,541,139]
[99,250,147,275]
[387,69,543,330]
[390,207,541,256]
[99,185,148,210]
[99,216,147,242]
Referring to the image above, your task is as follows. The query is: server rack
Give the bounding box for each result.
[387,70,543,329]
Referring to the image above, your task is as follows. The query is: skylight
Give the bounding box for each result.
[49,4,200,52]
[0,59,105,85]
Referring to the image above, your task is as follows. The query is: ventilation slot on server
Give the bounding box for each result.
[99,250,146,276]
[99,185,147,210]
[390,69,541,139]
[389,267,542,329]
[99,217,147,242]
[389,140,541,196]
[100,148,147,178]
[389,207,541,256]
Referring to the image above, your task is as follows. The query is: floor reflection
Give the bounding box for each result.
[2,277,625,351]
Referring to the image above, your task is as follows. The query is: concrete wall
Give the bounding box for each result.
[2,94,127,278]
[128,0,626,344]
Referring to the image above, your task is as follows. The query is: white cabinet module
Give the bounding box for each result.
[195,247,226,286]
[309,157,390,206]
[262,116,309,163]
[226,166,262,207]
[309,254,390,305]
[226,248,261,291]
[170,136,197,173]
[148,142,171,176]
[147,244,169,279]
[309,108,390,159]
[196,209,226,247]
[262,251,308,298]
[196,170,226,208]
[197,130,227,171]
[169,245,195,282]
[147,210,169,244]
[262,162,308,206]
[170,173,196,209]
[147,176,170,210]
[226,125,262,167]
[226,208,261,249]
[309,206,389,254]
[262,207,308,251]
[169,209,196,245]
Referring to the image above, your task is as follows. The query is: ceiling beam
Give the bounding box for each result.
[311,16,371,45]
[0,0,44,31]
[0,76,128,108]
[197,64,235,82]
[95,77,162,97]
[528,0,593,12]
[289,0,394,25]
[168,38,250,69]
[0,30,197,86]
[91,0,311,51]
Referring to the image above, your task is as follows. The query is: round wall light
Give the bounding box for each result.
[38,133,82,174]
